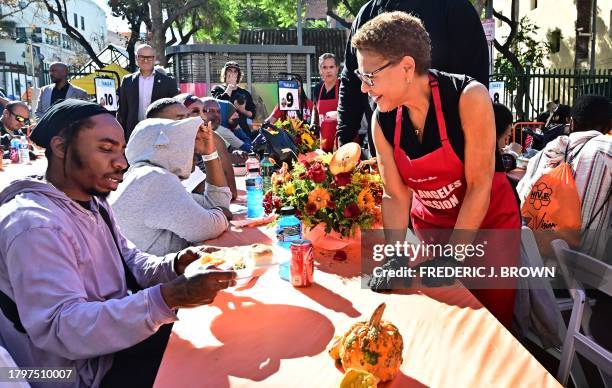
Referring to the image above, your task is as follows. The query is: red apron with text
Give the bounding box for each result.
[392,74,520,329]
[317,81,339,152]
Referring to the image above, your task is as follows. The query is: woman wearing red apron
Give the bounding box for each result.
[352,12,520,329]
[313,53,340,152]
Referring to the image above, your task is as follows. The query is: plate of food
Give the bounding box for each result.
[184,244,283,286]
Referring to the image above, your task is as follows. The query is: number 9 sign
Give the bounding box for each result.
[277,79,300,111]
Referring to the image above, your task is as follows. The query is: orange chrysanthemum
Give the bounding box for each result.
[357,188,375,211]
[308,187,331,210]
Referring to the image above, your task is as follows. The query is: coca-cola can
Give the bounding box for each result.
[290,239,313,287]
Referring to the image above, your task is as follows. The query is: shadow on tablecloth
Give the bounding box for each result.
[165,292,335,387]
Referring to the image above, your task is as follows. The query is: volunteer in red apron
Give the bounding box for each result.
[313,53,340,152]
[353,12,520,328]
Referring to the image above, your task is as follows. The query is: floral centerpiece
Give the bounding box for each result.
[273,118,320,154]
[263,143,383,237]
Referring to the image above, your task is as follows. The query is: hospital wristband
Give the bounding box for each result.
[201,151,219,162]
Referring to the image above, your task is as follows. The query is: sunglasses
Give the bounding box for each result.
[202,108,221,114]
[354,61,395,87]
[137,55,155,62]
[8,110,30,125]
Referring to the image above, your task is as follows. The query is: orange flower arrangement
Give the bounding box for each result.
[264,143,383,237]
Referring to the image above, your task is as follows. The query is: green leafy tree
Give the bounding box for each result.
[493,0,551,119]
[494,15,551,75]
[108,0,149,71]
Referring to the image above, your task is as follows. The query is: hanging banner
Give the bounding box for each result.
[482,18,496,42]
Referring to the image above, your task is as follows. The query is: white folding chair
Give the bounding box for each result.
[552,239,612,387]
[519,227,589,388]
[0,346,31,388]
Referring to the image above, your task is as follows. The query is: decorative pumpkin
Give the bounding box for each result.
[339,368,380,388]
[329,303,403,382]
[329,142,361,175]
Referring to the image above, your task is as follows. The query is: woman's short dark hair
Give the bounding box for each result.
[492,103,513,139]
[351,11,431,75]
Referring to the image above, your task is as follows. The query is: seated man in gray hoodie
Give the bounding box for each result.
[0,99,236,388]
[109,116,231,256]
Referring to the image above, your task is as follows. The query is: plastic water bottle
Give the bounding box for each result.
[260,152,274,193]
[277,206,302,281]
[245,152,260,174]
[9,138,20,163]
[245,168,264,218]
[19,136,30,164]
[276,206,302,249]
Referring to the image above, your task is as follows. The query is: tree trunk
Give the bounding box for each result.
[126,22,141,72]
[494,39,526,119]
[574,0,591,69]
[492,0,528,120]
[149,0,166,66]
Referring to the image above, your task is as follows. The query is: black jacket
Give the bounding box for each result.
[337,0,490,152]
[210,86,256,134]
[117,70,180,139]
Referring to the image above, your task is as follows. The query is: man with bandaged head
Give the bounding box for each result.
[0,99,236,387]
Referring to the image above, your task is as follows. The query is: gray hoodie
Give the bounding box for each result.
[0,178,178,387]
[108,117,231,256]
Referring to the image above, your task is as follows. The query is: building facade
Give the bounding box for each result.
[0,0,107,97]
[493,0,612,69]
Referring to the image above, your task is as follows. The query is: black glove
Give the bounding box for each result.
[417,255,458,288]
[369,256,412,292]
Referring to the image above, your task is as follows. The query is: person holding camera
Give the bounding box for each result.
[211,61,257,136]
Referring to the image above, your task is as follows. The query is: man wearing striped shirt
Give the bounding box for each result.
[517,95,611,259]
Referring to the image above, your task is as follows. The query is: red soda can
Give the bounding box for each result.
[290,239,313,287]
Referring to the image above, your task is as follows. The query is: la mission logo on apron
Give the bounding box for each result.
[416,179,463,210]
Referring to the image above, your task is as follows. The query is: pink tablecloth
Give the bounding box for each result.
[154,226,560,388]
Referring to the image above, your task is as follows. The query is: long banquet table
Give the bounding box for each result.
[154,188,560,388]
[0,157,48,187]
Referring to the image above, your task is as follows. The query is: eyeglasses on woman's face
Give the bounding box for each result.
[354,61,395,87]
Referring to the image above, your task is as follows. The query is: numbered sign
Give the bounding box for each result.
[278,79,300,111]
[94,77,118,111]
[489,81,505,104]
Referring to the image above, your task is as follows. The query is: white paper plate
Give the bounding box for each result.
[184,245,288,286]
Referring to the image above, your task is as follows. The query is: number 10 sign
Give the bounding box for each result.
[95,77,118,111]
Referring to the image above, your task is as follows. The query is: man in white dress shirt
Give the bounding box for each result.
[117,44,180,140]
